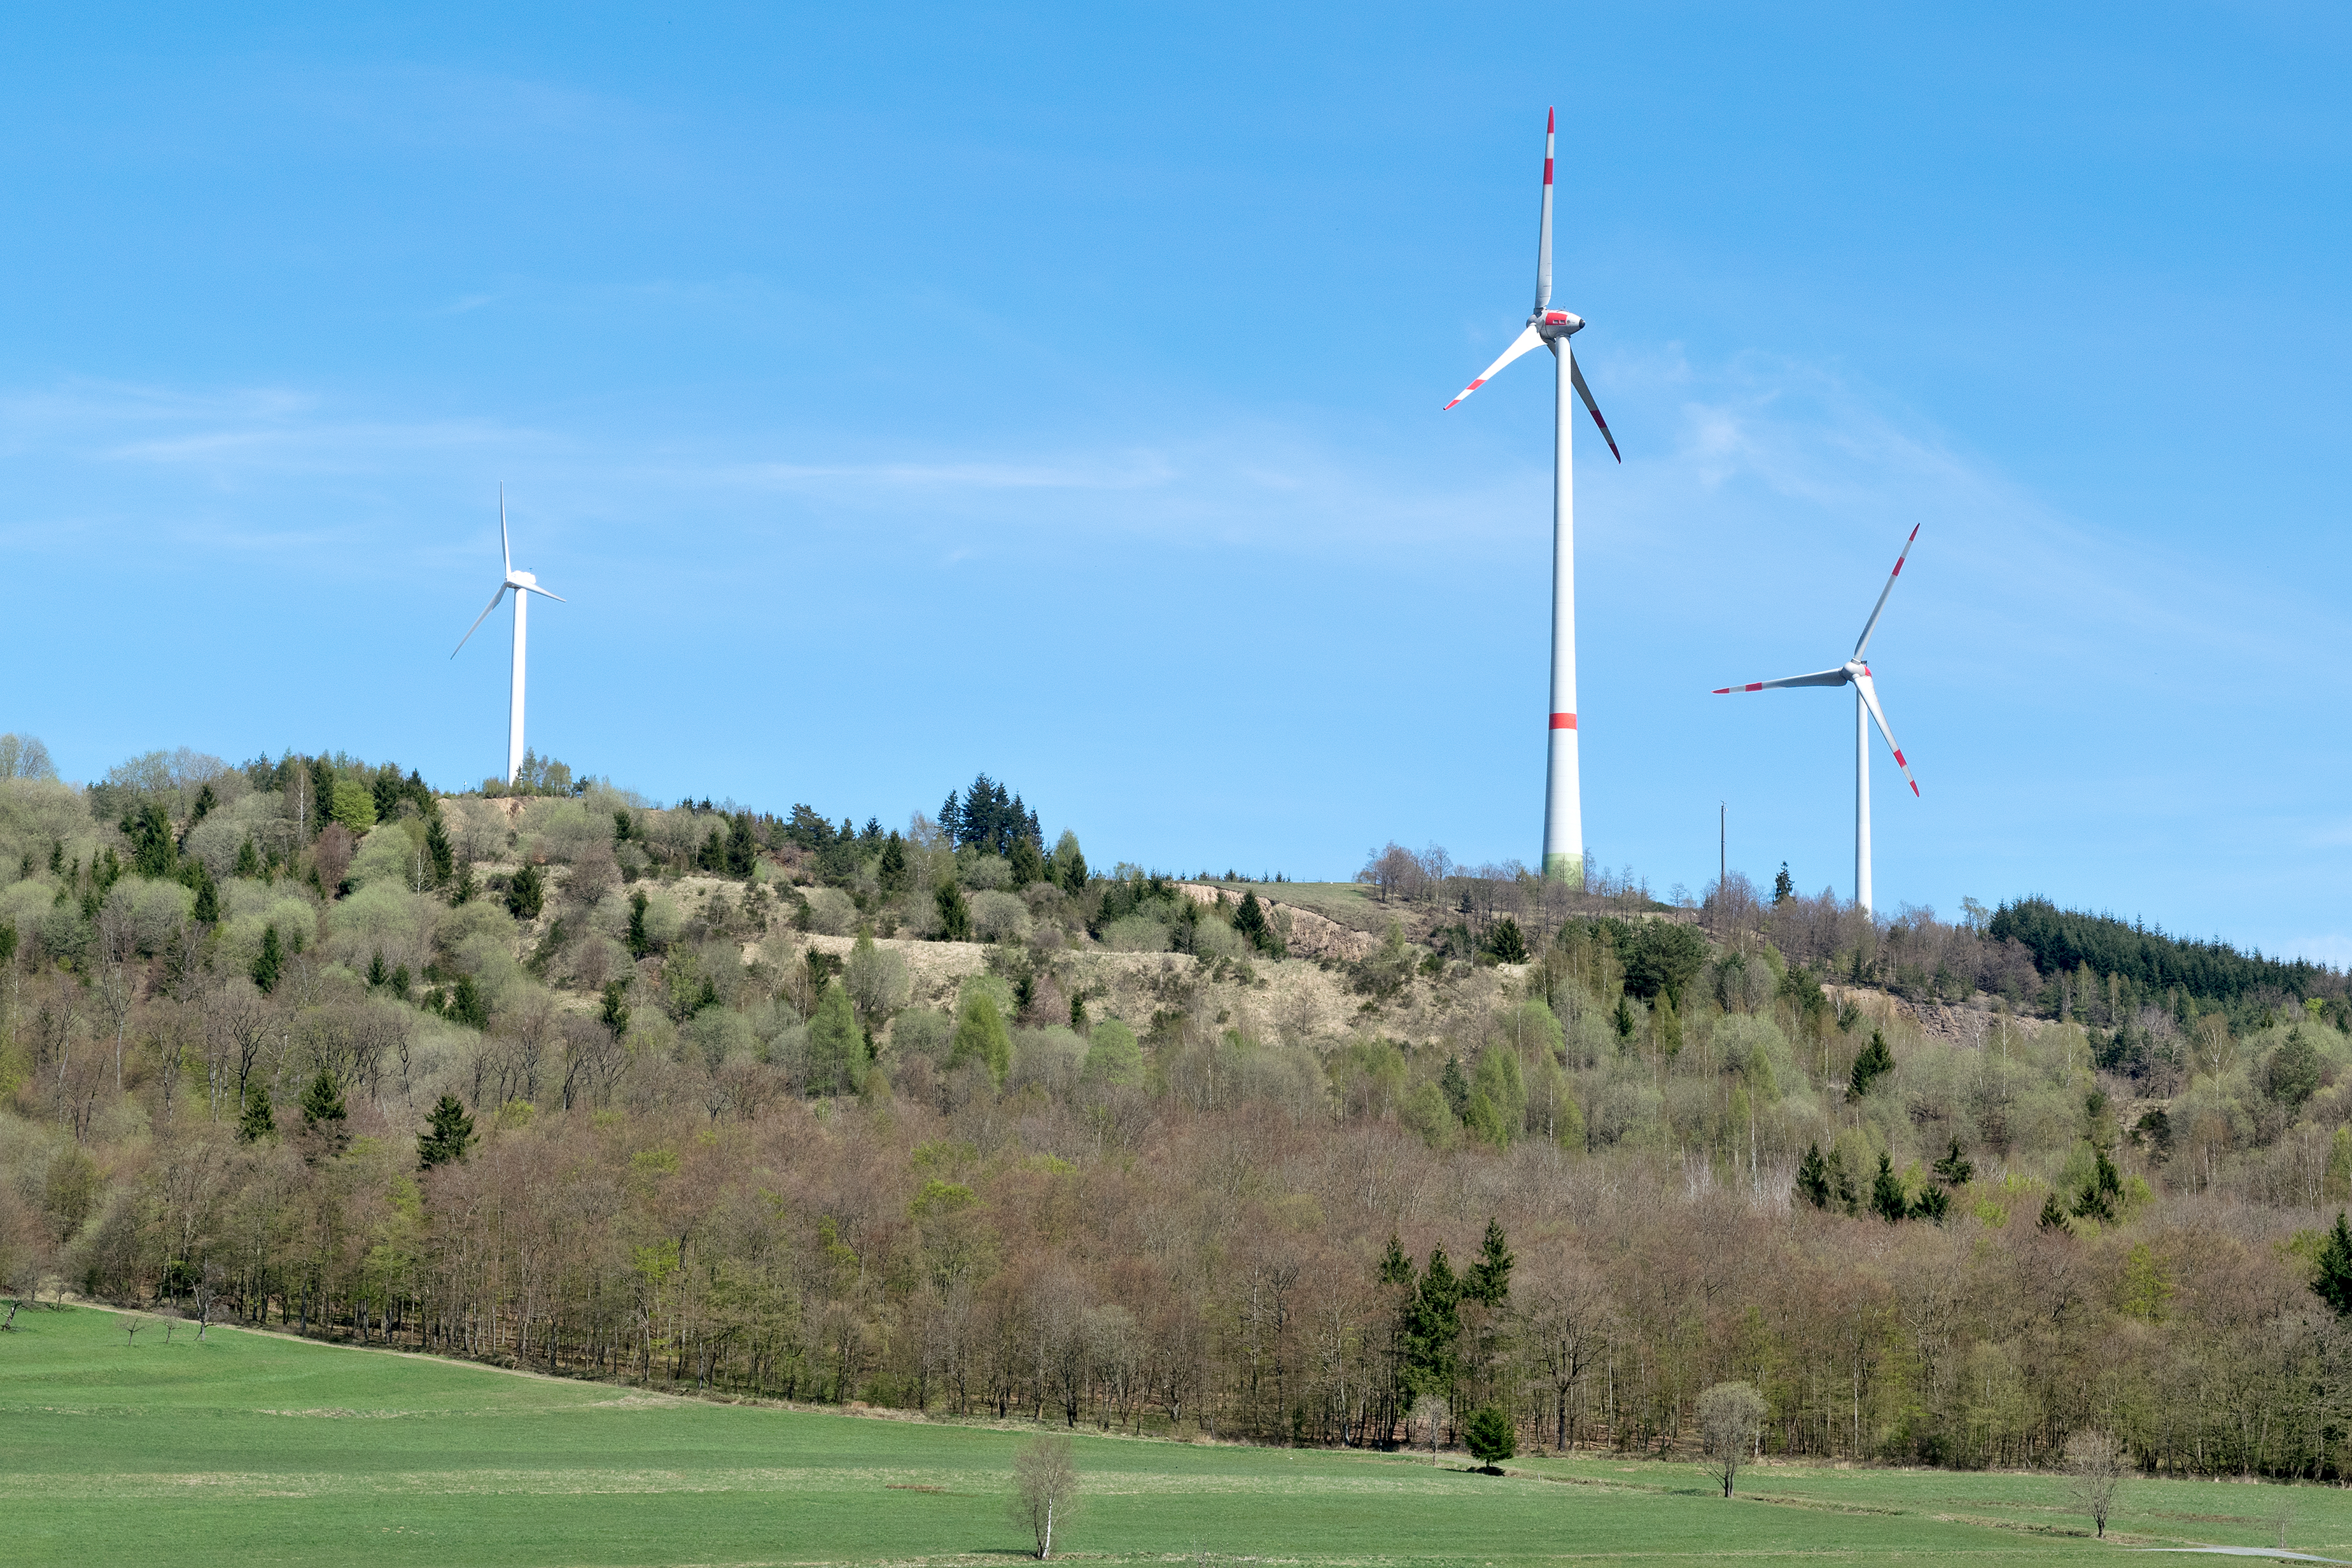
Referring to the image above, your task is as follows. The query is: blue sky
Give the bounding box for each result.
[2,4,2348,959]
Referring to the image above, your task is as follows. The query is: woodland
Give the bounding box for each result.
[7,736,2352,1481]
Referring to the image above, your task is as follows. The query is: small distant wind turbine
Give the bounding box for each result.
[1710,525,1922,915]
[1445,108,1621,886]
[452,487,565,786]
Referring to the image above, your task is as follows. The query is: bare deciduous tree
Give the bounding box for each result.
[1698,1381,1767,1498]
[2064,1428,2125,1538]
[1011,1434,1079,1560]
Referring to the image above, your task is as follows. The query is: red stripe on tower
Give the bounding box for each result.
[1550,713,1577,730]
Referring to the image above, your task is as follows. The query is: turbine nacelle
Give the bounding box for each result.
[1534,309,1585,340]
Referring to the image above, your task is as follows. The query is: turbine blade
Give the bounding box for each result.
[1710,666,1851,694]
[500,484,512,579]
[1852,523,1920,658]
[523,584,567,603]
[1443,323,1544,410]
[451,584,508,657]
[1854,669,1920,796]
[1567,347,1621,463]
[1535,106,1554,313]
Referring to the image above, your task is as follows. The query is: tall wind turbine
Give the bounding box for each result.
[452,487,566,786]
[1445,108,1621,886]
[1709,525,1922,914]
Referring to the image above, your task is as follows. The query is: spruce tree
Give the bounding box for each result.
[878,832,909,895]
[725,815,758,878]
[235,836,260,878]
[450,974,489,1030]
[938,790,962,845]
[237,1079,274,1142]
[417,1094,475,1168]
[425,815,454,886]
[601,978,631,1038]
[1932,1137,1975,1188]
[2313,1212,2352,1317]
[2038,1191,2070,1231]
[1870,1152,1908,1224]
[1847,1029,1894,1097]
[1485,916,1529,963]
[1404,1243,1462,1397]
[1235,890,1271,952]
[936,880,971,942]
[190,864,220,926]
[367,949,388,989]
[506,862,545,920]
[251,925,284,994]
[1773,862,1795,903]
[1007,834,1045,888]
[1796,1142,1831,1208]
[1439,1056,1471,1117]
[1464,1219,1513,1307]
[300,1070,346,1133]
[627,890,652,958]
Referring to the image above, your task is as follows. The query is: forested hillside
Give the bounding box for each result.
[7,738,2352,1481]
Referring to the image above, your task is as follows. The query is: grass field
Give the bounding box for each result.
[0,1304,2339,1566]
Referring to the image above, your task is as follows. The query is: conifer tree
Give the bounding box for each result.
[189,863,219,926]
[937,880,971,942]
[417,1095,475,1168]
[235,836,260,878]
[627,890,652,959]
[1403,1243,1462,1397]
[1773,862,1795,903]
[1464,1219,1513,1307]
[2313,1211,2352,1317]
[425,815,454,886]
[237,1079,274,1143]
[878,832,909,895]
[938,790,962,844]
[1797,1142,1831,1208]
[300,1070,346,1132]
[1485,916,1529,963]
[367,949,388,990]
[1870,1152,1908,1224]
[506,862,545,920]
[1439,1056,1471,1117]
[1932,1137,1975,1188]
[251,925,283,994]
[2038,1191,2071,1231]
[601,978,631,1038]
[450,974,489,1030]
[1007,834,1045,888]
[1235,890,1271,952]
[1847,1029,1894,1097]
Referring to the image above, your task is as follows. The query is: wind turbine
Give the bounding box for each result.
[1710,524,1922,914]
[452,487,566,786]
[1445,107,1621,886]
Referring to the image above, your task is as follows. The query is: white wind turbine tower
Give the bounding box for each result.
[452,487,566,786]
[1710,524,1922,914]
[1445,107,1621,886]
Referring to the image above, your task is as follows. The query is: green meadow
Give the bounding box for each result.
[0,1303,2336,1566]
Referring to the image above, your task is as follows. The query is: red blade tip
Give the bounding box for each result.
[1546,107,1555,132]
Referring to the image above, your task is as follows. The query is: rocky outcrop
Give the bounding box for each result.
[1177,884,1379,962]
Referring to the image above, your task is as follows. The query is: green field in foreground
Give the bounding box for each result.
[0,1304,2339,1566]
